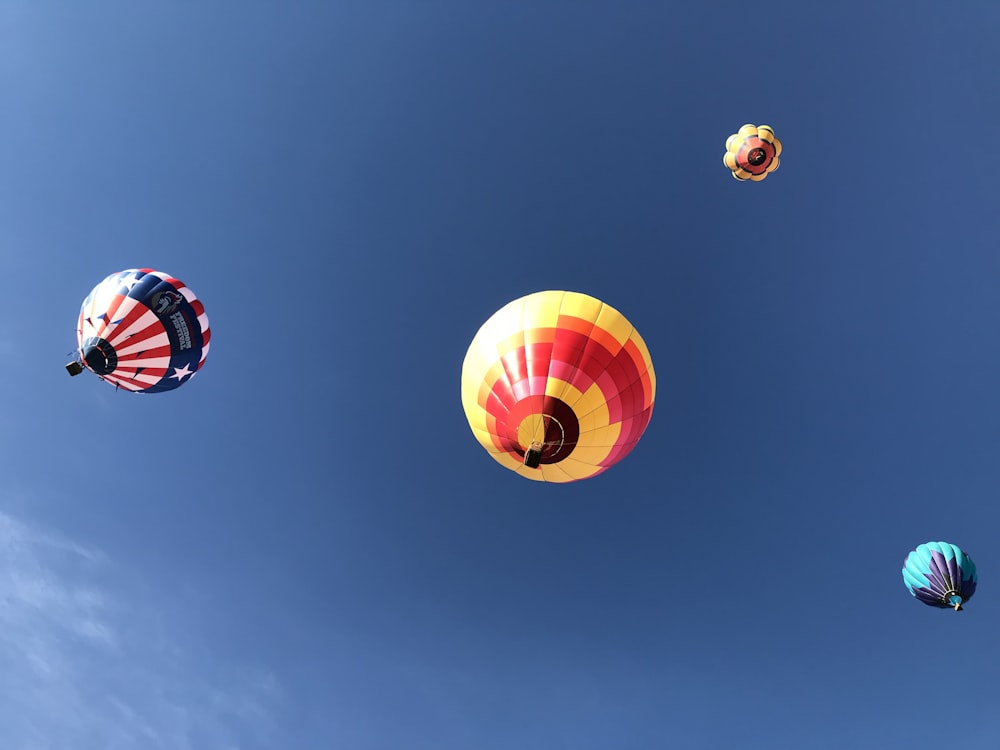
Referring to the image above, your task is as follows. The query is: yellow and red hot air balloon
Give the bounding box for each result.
[724,123,781,181]
[461,290,655,483]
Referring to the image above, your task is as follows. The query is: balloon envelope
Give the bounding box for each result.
[74,269,210,393]
[902,541,977,611]
[461,290,655,483]
[723,123,782,181]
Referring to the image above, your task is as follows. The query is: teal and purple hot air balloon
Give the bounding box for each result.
[902,541,977,612]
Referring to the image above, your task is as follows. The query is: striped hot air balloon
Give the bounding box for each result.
[461,290,655,483]
[724,123,782,181]
[67,269,210,393]
[902,541,977,612]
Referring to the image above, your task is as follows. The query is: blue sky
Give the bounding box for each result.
[3,2,1000,748]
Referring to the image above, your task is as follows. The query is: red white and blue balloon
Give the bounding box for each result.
[73,269,210,393]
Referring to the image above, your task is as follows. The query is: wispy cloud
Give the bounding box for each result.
[0,511,282,750]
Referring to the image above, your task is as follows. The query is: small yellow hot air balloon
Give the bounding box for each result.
[724,124,782,181]
[461,290,655,483]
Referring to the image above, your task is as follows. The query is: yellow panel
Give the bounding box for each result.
[576,401,612,432]
[461,393,481,425]
[557,291,604,323]
[567,382,610,423]
[543,457,603,481]
[542,377,582,417]
[461,374,482,410]
[576,422,623,450]
[522,290,564,329]
[568,444,614,466]
[516,414,544,449]
[545,377,582,402]
[594,304,633,348]
[536,461,579,483]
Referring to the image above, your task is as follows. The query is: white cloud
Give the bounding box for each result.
[0,511,282,750]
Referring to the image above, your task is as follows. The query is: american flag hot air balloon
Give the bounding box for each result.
[67,269,210,393]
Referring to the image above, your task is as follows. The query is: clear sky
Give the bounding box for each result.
[3,2,1000,748]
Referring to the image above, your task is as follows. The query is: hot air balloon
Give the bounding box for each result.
[66,269,210,393]
[461,290,655,483]
[724,123,781,181]
[902,541,977,611]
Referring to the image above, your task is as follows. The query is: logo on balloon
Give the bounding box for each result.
[150,290,183,316]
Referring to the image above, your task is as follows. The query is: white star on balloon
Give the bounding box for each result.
[168,363,193,381]
[119,272,141,293]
